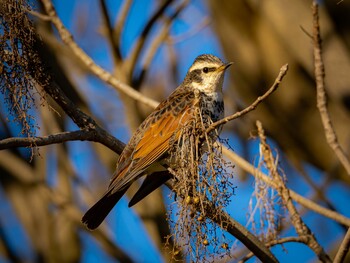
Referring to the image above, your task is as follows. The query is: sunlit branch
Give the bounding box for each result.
[240,236,309,262]
[99,0,122,63]
[312,2,350,176]
[206,63,288,134]
[257,121,331,262]
[114,0,133,46]
[222,146,350,227]
[40,0,158,109]
[334,228,350,263]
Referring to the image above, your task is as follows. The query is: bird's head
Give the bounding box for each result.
[183,54,232,93]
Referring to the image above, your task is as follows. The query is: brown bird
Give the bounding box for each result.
[82,54,232,230]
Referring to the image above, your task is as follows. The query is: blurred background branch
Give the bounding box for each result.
[1,0,350,262]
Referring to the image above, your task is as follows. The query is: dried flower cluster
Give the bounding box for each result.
[165,107,236,262]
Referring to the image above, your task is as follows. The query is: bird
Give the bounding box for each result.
[82,54,232,230]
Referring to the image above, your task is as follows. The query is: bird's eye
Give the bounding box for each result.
[203,67,209,73]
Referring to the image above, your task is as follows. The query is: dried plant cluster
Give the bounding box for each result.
[248,146,285,243]
[165,106,236,262]
[0,1,48,137]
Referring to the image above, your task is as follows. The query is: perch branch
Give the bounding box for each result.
[206,63,288,134]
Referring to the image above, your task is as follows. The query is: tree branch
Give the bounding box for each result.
[206,63,288,134]
[125,0,175,75]
[239,236,309,263]
[334,228,350,263]
[312,1,350,176]
[257,120,331,262]
[0,130,125,154]
[99,0,122,63]
[222,146,350,227]
[133,0,189,87]
[114,0,133,48]
[164,180,278,263]
[40,0,158,109]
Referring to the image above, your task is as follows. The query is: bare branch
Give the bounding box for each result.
[312,1,350,176]
[114,0,133,45]
[0,129,126,153]
[206,63,288,134]
[134,0,189,87]
[257,121,331,262]
[239,236,309,262]
[334,228,350,263]
[126,0,175,75]
[0,131,85,149]
[40,0,158,109]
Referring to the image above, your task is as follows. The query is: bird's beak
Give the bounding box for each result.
[217,62,233,72]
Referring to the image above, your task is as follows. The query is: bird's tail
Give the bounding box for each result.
[82,187,128,230]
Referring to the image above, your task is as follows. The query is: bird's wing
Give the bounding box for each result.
[108,90,197,193]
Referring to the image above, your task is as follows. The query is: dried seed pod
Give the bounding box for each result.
[193,196,200,204]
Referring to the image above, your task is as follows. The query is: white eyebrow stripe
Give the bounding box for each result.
[189,62,221,72]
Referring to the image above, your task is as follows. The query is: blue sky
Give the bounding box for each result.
[0,1,348,262]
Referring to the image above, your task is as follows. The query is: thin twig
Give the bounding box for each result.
[206,63,288,134]
[40,0,158,109]
[0,130,125,153]
[312,1,350,176]
[126,0,175,75]
[25,9,51,21]
[134,0,189,87]
[222,146,350,227]
[114,0,133,46]
[257,121,331,262]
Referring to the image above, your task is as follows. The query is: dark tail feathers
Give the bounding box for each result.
[82,187,128,230]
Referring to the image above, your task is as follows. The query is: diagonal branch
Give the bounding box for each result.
[133,0,189,87]
[114,0,133,47]
[222,146,350,228]
[126,0,175,75]
[257,120,331,262]
[40,0,158,109]
[206,63,288,134]
[240,236,309,263]
[312,2,350,176]
[334,228,350,263]
[99,0,122,63]
[36,80,125,154]
[164,180,278,263]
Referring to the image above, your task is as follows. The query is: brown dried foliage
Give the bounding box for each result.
[0,0,50,137]
[165,106,235,262]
